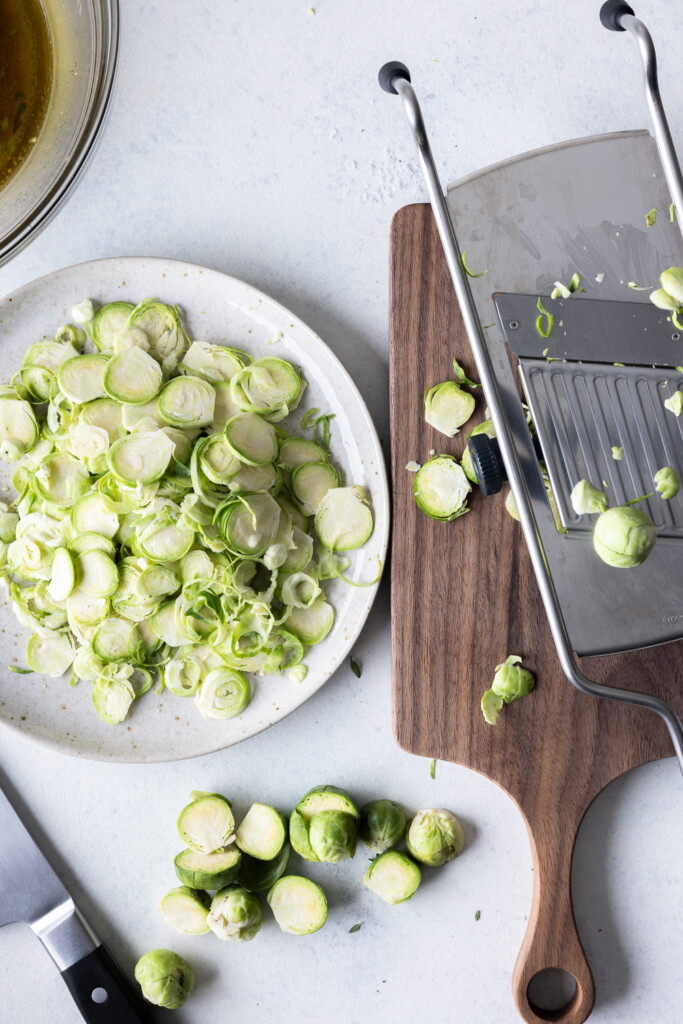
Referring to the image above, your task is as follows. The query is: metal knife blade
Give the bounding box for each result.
[0,782,73,927]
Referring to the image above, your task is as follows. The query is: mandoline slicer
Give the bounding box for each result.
[380,1,683,771]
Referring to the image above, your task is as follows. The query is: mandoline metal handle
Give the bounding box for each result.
[378,62,683,776]
[600,2,683,237]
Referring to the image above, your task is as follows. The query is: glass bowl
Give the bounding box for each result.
[0,0,119,266]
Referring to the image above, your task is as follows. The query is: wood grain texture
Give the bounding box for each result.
[389,203,683,1024]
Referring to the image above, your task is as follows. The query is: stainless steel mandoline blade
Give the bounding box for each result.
[446,130,683,658]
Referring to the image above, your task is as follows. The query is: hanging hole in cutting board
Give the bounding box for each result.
[527,968,579,1020]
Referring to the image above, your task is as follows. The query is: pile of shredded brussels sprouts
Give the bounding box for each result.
[0,298,375,725]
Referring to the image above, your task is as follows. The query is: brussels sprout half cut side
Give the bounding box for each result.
[364,850,421,904]
[160,886,211,935]
[267,875,327,935]
[413,456,471,521]
[235,803,287,861]
[177,792,236,854]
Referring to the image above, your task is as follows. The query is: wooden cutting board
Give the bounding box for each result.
[389,202,683,1024]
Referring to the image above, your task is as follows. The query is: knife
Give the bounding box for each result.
[0,780,157,1023]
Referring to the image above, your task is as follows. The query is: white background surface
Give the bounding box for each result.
[1,1,683,1022]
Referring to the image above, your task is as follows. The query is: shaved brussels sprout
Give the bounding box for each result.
[461,419,495,482]
[1,298,376,729]
[315,486,373,551]
[134,949,194,1010]
[177,792,235,854]
[655,466,680,499]
[649,288,679,311]
[207,885,263,941]
[160,886,211,935]
[364,850,421,904]
[406,808,465,867]
[413,455,471,521]
[174,846,242,890]
[424,381,475,437]
[359,799,407,854]
[290,785,359,862]
[570,480,608,516]
[593,506,657,567]
[236,803,287,861]
[665,391,683,416]
[267,875,327,935]
[481,688,504,725]
[658,267,683,305]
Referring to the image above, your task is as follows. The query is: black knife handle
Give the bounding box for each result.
[61,945,158,1024]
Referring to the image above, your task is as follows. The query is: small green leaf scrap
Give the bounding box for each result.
[350,657,361,678]
[460,252,488,278]
[349,923,362,933]
[475,910,481,921]
[429,758,436,779]
[646,208,657,228]
[452,358,480,388]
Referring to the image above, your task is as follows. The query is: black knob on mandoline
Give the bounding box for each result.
[468,434,507,495]
[599,1,635,31]
[378,61,411,95]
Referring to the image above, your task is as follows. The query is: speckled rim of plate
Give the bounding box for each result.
[0,257,390,762]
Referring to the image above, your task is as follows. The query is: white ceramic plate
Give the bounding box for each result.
[0,258,389,762]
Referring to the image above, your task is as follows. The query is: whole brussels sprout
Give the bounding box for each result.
[654,466,680,500]
[593,506,656,567]
[406,808,465,867]
[570,479,608,516]
[134,948,194,1009]
[207,884,263,941]
[359,800,407,854]
[492,655,535,704]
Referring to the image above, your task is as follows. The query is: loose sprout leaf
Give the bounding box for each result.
[429,758,436,779]
[475,910,481,921]
[8,665,33,674]
[535,298,554,338]
[452,358,480,388]
[646,208,657,228]
[0,297,376,726]
[349,923,362,933]
[612,446,623,461]
[460,251,488,278]
[671,203,676,224]
[350,657,361,678]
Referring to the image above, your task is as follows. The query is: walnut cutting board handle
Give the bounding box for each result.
[511,808,595,1024]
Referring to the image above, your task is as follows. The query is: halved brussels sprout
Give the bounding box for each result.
[160,886,211,935]
[236,803,287,861]
[267,875,327,935]
[174,845,242,890]
[177,792,236,854]
[238,844,290,893]
[364,850,421,904]
[290,785,359,862]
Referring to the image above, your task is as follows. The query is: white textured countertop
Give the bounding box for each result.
[1,1,683,1022]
